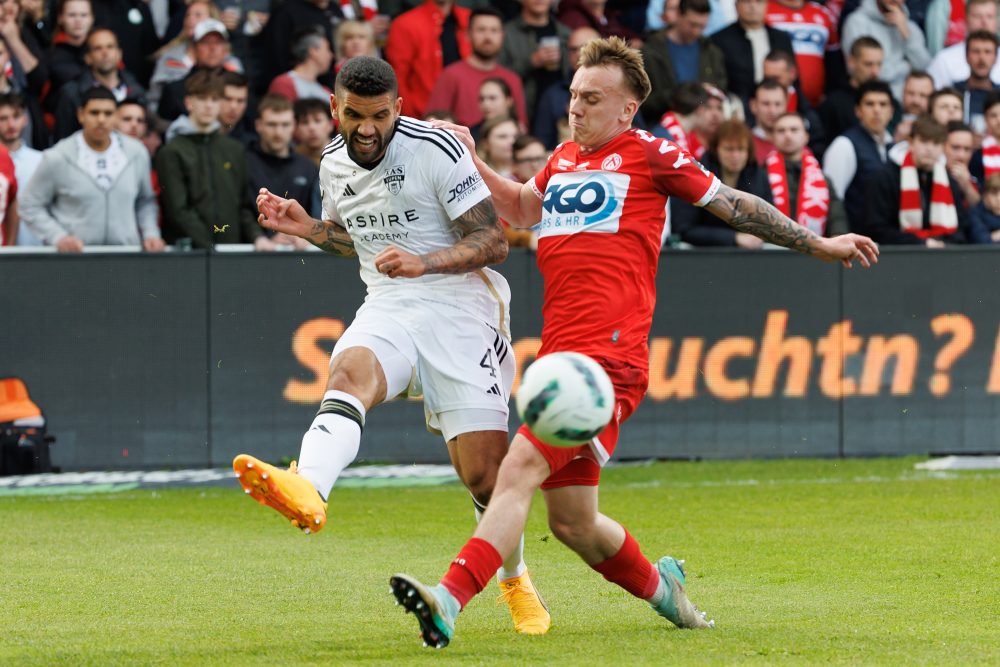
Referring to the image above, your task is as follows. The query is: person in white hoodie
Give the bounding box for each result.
[842,0,931,100]
[20,87,161,253]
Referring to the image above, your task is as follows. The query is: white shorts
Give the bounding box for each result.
[331,291,514,442]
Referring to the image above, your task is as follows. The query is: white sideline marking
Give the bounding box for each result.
[914,456,1000,471]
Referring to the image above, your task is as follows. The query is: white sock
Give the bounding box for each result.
[473,497,527,581]
[646,575,667,606]
[296,390,365,500]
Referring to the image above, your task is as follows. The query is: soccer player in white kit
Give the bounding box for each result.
[233,56,550,634]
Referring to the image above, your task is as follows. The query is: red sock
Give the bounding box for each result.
[440,537,503,609]
[591,529,660,599]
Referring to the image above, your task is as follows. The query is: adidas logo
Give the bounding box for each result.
[486,384,502,396]
[342,183,356,197]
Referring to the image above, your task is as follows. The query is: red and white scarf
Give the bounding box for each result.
[786,86,798,113]
[658,111,705,159]
[340,0,377,21]
[765,148,829,235]
[982,134,1000,179]
[899,151,957,238]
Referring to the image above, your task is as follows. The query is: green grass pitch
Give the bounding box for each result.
[3,457,999,665]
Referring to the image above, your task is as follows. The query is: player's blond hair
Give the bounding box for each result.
[578,37,652,104]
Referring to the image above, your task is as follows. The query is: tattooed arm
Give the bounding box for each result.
[704,184,880,268]
[303,218,357,257]
[256,187,357,257]
[373,197,509,278]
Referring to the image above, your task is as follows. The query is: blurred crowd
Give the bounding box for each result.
[1,0,999,252]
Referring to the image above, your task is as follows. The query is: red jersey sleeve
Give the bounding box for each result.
[529,147,559,200]
[634,130,720,206]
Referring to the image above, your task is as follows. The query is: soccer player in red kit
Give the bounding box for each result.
[390,37,879,648]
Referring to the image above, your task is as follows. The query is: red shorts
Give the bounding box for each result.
[518,357,648,490]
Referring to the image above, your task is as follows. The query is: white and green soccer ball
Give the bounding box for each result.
[515,352,615,447]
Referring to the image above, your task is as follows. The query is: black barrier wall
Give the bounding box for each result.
[2,248,999,469]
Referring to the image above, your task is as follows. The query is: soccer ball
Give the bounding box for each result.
[515,352,615,447]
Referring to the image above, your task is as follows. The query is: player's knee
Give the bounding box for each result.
[548,515,596,550]
[461,468,496,505]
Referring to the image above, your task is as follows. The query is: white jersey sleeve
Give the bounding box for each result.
[425,129,490,221]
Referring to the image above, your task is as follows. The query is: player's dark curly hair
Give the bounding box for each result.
[336,56,398,98]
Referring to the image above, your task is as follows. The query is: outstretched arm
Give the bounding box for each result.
[373,197,509,278]
[704,183,879,268]
[256,187,356,256]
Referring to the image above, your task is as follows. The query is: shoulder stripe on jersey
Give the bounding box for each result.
[395,126,459,163]
[397,122,461,162]
[399,118,464,158]
[322,137,345,157]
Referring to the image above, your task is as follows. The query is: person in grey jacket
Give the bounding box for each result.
[842,0,931,101]
[21,87,162,253]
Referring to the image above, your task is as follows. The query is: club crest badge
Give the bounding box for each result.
[383,165,405,195]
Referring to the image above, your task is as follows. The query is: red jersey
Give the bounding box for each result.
[766,1,838,107]
[0,145,17,246]
[529,128,719,368]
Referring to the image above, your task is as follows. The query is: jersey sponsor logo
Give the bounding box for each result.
[537,171,630,237]
[446,171,484,204]
[601,153,622,171]
[382,164,405,195]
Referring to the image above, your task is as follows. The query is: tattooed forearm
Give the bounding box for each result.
[420,197,508,274]
[306,219,357,256]
[705,184,822,255]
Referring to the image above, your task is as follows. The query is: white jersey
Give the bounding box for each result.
[319,116,510,331]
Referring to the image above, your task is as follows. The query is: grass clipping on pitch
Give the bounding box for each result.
[2,457,999,665]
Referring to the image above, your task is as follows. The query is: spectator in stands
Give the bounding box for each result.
[764,112,847,238]
[823,80,895,231]
[293,97,333,168]
[710,0,794,104]
[21,87,161,252]
[841,0,931,100]
[955,31,1000,136]
[334,19,376,71]
[148,1,227,112]
[640,0,726,127]
[929,87,964,125]
[863,116,970,246]
[53,28,146,140]
[970,91,1000,185]
[532,25,598,149]
[646,0,681,34]
[219,70,254,144]
[426,8,527,129]
[749,78,786,163]
[818,37,883,144]
[471,77,519,139]
[114,97,159,158]
[257,0,342,92]
[385,0,471,119]
[654,81,720,161]
[0,0,48,148]
[765,0,837,107]
[91,0,157,86]
[47,0,94,106]
[246,94,318,246]
[18,0,48,49]
[268,28,334,102]
[0,92,37,246]
[892,71,934,144]
[155,69,261,249]
[927,0,1000,89]
[556,0,639,43]
[944,121,980,208]
[761,49,825,152]
[158,20,242,123]
[499,0,570,120]
[968,172,1000,242]
[0,94,41,239]
[671,118,771,247]
[476,115,518,177]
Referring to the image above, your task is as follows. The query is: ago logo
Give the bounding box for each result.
[537,171,630,237]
